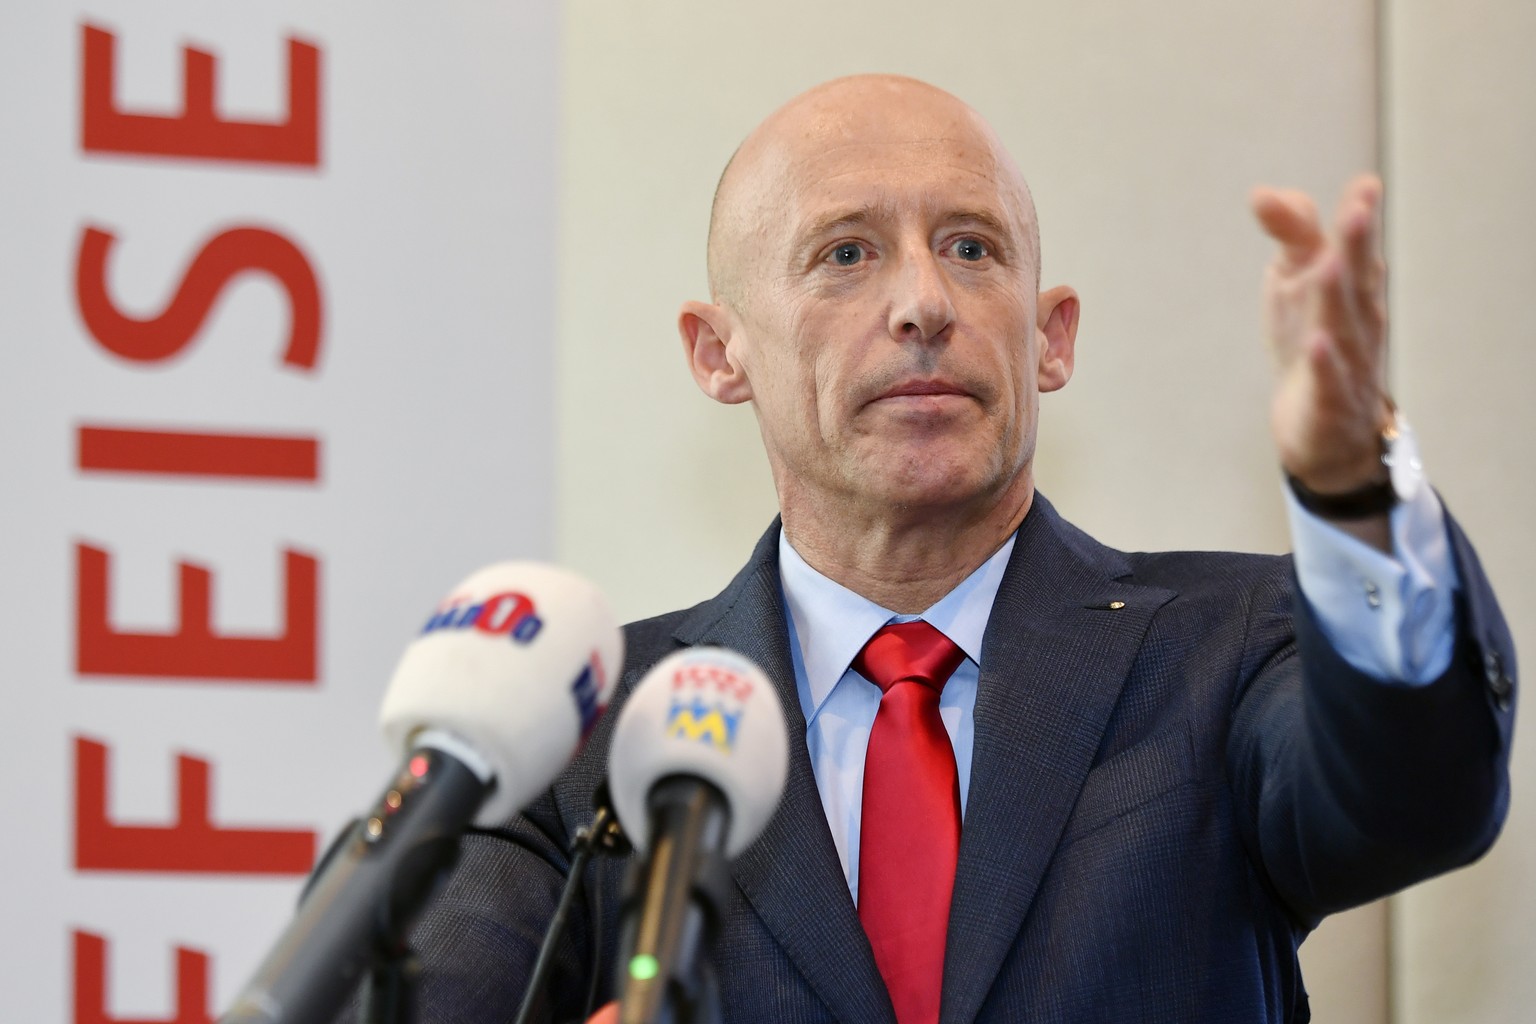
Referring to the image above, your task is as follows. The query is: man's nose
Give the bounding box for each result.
[888,250,956,343]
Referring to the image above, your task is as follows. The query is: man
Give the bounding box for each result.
[399,75,1515,1023]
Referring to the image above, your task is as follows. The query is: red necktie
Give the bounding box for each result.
[854,620,967,1024]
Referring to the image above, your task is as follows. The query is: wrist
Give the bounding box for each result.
[1285,471,1397,520]
[1284,407,1418,522]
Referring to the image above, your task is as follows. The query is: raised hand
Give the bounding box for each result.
[1252,174,1392,500]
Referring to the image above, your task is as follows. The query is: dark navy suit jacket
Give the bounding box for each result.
[388,495,1516,1023]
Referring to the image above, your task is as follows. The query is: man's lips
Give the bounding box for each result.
[871,379,972,402]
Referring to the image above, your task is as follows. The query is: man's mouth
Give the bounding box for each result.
[872,378,972,403]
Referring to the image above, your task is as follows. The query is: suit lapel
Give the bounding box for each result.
[675,524,894,1024]
[941,498,1176,1024]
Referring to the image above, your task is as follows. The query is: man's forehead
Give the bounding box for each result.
[785,134,1008,183]
[707,75,1041,296]
[732,80,1003,188]
[774,139,1032,241]
[763,96,1005,175]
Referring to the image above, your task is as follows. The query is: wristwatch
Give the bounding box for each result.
[1285,408,1422,520]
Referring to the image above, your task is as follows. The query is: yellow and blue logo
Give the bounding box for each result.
[665,695,742,752]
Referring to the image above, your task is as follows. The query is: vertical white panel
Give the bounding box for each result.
[1386,2,1536,1021]
[0,2,559,1019]
[560,2,1386,1021]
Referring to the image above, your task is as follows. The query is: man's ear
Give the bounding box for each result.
[1035,285,1079,393]
[679,300,753,404]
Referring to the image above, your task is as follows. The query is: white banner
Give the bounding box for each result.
[0,4,560,1019]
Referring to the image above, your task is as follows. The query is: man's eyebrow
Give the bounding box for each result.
[936,208,1016,241]
[793,204,890,252]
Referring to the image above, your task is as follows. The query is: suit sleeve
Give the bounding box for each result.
[1225,512,1516,926]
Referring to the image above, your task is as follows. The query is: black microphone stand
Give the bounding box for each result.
[360,943,420,1024]
[513,788,632,1024]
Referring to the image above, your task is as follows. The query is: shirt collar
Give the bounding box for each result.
[778,529,1017,718]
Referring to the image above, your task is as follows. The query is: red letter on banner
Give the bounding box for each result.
[78,426,321,482]
[74,738,315,875]
[75,226,322,370]
[75,544,318,682]
[80,24,320,166]
[73,930,213,1024]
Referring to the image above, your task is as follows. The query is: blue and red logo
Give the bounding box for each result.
[570,652,606,740]
[421,591,543,644]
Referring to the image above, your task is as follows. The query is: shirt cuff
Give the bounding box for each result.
[1285,480,1459,685]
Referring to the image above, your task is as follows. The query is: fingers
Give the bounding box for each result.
[1254,175,1384,273]
[1252,186,1326,267]
[1314,252,1370,373]
[1336,175,1387,335]
[1336,175,1381,272]
[1257,176,1387,366]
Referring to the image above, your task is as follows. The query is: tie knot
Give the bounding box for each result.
[853,620,966,695]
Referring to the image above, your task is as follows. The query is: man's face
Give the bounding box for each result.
[692,81,1072,521]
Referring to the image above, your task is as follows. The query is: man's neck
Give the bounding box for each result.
[780,484,1034,614]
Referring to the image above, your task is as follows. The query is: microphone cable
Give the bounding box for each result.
[512,783,631,1024]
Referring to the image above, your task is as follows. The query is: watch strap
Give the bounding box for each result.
[1285,471,1398,519]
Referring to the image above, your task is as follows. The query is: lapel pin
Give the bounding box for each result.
[1108,601,1126,610]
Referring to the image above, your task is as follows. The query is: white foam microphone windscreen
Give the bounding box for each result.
[608,647,788,857]
[379,562,623,825]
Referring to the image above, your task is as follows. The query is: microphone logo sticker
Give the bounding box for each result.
[419,590,544,644]
[570,653,606,740]
[664,662,754,753]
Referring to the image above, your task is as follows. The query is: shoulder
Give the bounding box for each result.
[619,606,700,682]
[1037,493,1293,602]
[1126,547,1293,596]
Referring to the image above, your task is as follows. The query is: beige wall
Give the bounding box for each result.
[557,2,1530,1020]
[1387,2,1536,1021]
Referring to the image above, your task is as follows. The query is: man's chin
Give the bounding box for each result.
[856,460,1013,515]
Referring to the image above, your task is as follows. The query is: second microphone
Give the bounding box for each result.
[607,647,790,1024]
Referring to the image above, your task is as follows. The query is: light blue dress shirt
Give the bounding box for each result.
[778,482,1459,900]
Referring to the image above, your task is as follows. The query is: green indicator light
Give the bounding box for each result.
[629,954,660,982]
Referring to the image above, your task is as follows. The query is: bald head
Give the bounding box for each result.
[705,74,1041,307]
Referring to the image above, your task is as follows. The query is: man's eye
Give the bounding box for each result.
[954,238,989,261]
[829,243,867,266]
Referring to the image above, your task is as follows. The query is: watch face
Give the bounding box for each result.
[1384,413,1423,502]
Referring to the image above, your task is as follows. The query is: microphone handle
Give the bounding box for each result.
[616,777,733,1024]
[222,741,492,1024]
